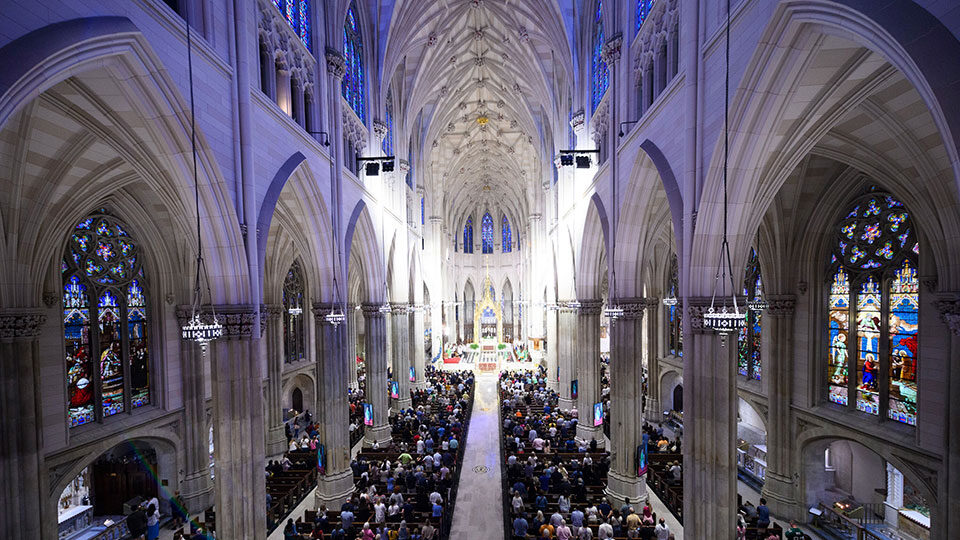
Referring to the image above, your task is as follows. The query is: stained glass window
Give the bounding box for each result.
[888,260,918,425]
[342,1,365,122]
[826,190,918,425]
[481,213,494,254]
[62,211,149,427]
[636,0,655,31]
[283,261,306,363]
[667,254,682,357]
[463,216,474,254]
[383,89,394,156]
[592,1,609,111]
[271,0,311,50]
[737,248,763,380]
[502,215,512,253]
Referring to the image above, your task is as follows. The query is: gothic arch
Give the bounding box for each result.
[344,201,387,303]
[575,193,610,301]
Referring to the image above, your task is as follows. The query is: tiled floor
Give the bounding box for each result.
[447,372,505,540]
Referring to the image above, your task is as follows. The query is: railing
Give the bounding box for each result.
[90,517,130,540]
[815,502,886,540]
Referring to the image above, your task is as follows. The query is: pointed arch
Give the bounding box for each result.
[344,200,386,303]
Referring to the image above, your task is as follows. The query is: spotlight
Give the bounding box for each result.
[382,159,395,173]
[365,162,380,176]
[575,155,591,168]
[559,154,574,166]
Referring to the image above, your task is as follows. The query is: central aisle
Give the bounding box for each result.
[447,372,503,540]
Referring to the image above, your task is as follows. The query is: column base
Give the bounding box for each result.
[364,424,393,448]
[605,469,648,507]
[266,425,287,460]
[644,399,662,423]
[576,424,604,447]
[547,379,559,392]
[181,470,214,516]
[558,397,575,411]
[395,397,413,411]
[761,471,801,521]
[315,469,355,509]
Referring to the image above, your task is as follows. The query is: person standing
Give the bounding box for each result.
[654,518,670,540]
[756,498,771,533]
[145,503,160,540]
[127,504,148,540]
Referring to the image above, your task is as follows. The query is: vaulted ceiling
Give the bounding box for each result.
[380,0,576,232]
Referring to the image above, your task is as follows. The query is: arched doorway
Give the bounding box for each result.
[55,439,175,538]
[292,387,304,412]
[672,384,683,412]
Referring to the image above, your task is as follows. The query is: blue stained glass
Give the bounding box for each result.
[421,197,425,226]
[299,0,310,45]
[342,3,365,122]
[481,213,494,254]
[384,90,394,156]
[463,216,474,254]
[636,0,655,31]
[502,215,512,253]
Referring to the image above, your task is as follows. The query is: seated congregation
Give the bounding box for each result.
[280,368,475,539]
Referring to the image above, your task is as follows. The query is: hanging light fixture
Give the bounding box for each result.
[662,220,678,307]
[701,0,746,340]
[180,12,222,345]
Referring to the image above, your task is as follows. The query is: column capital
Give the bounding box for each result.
[262,304,283,321]
[372,120,388,141]
[685,297,715,334]
[936,298,960,336]
[601,33,623,65]
[576,299,604,315]
[0,309,46,341]
[325,48,346,78]
[766,295,797,318]
[569,110,586,135]
[389,302,409,313]
[611,297,647,320]
[528,213,542,223]
[361,303,387,319]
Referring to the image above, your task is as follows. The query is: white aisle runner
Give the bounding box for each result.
[447,373,503,540]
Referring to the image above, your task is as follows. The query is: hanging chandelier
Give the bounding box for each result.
[701,0,745,339]
[180,12,222,345]
[748,298,768,312]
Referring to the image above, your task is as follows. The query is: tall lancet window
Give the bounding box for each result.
[481,212,494,254]
[272,0,311,49]
[383,88,394,156]
[502,215,512,253]
[283,261,306,363]
[738,248,763,380]
[666,254,682,357]
[463,216,474,254]
[342,1,365,122]
[636,0,655,31]
[63,211,150,427]
[592,0,609,111]
[826,190,918,425]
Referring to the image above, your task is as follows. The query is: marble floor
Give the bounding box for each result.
[447,372,504,540]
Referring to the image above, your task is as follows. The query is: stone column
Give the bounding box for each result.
[575,300,604,445]
[362,304,391,446]
[937,298,960,540]
[557,304,577,409]
[545,305,559,391]
[347,304,358,389]
[409,307,427,390]
[760,296,800,519]
[174,307,215,514]
[643,298,662,421]
[0,311,46,539]
[208,306,267,540]
[682,300,738,540]
[262,305,286,458]
[312,304,354,506]
[605,300,649,505]
[390,303,412,409]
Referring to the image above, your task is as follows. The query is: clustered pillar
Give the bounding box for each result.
[557,303,577,410]
[409,306,426,390]
[643,298,661,421]
[682,301,738,539]
[0,311,46,539]
[313,303,354,506]
[208,306,268,540]
[390,303,412,409]
[605,300,648,505]
[760,296,799,519]
[175,308,215,515]
[263,305,286,458]
[575,300,603,445]
[362,304,391,446]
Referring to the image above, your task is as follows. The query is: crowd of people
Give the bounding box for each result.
[499,368,678,540]
[282,367,474,539]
